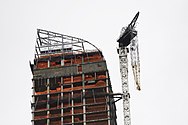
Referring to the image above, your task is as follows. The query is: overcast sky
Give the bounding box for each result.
[0,0,188,125]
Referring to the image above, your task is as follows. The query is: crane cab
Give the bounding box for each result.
[117,27,137,47]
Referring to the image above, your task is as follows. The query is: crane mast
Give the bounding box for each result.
[118,46,131,125]
[117,12,140,125]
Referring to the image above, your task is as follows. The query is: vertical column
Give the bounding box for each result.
[61,77,64,125]
[82,54,86,125]
[61,59,64,66]
[105,71,111,125]
[61,56,64,125]
[32,80,35,125]
[61,36,64,54]
[47,78,50,125]
[47,60,50,125]
[94,72,96,80]
[48,60,50,68]
[71,76,74,124]
[82,73,86,125]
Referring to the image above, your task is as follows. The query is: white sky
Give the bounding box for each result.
[0,0,188,125]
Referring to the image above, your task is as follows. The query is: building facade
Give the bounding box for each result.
[30,29,120,125]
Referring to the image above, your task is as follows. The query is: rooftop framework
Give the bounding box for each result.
[35,29,102,59]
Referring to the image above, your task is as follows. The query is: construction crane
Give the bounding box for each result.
[117,12,140,125]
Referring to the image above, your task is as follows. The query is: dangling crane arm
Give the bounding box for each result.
[130,37,141,90]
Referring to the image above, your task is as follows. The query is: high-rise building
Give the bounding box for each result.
[30,29,120,125]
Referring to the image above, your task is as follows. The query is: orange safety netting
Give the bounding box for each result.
[49,113,61,117]
[37,62,48,69]
[73,76,82,82]
[35,81,106,95]
[50,121,61,125]
[85,75,95,81]
[86,105,106,112]
[63,118,72,123]
[96,80,106,86]
[86,112,108,120]
[74,109,83,114]
[97,75,106,79]
[36,52,103,69]
[34,115,47,120]
[63,77,71,84]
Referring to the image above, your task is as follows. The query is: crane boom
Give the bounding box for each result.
[117,12,140,125]
[130,37,141,90]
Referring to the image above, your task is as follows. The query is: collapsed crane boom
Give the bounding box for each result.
[117,12,140,125]
[130,37,141,90]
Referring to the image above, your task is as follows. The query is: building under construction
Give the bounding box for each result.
[30,29,122,125]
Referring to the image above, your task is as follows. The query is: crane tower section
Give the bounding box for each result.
[117,12,140,125]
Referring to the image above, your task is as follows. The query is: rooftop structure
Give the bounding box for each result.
[30,29,122,125]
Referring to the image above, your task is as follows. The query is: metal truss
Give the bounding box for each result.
[118,47,131,125]
[35,29,101,58]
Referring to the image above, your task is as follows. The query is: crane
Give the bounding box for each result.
[117,12,140,125]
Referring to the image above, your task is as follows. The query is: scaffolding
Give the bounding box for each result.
[30,29,122,125]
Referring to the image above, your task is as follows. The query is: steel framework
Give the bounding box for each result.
[31,29,123,125]
[35,29,101,58]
